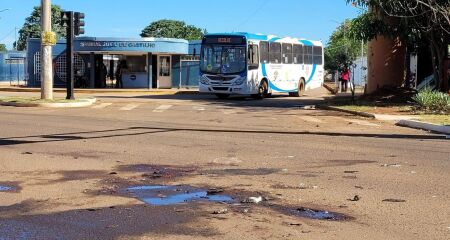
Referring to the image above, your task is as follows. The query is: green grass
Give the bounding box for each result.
[0,96,89,104]
[418,115,450,126]
[336,105,380,113]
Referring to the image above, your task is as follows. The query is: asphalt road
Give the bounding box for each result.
[0,91,449,240]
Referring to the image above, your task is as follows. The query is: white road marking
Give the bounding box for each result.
[298,116,323,123]
[120,104,140,111]
[153,104,173,113]
[193,106,206,111]
[222,109,236,115]
[91,103,112,109]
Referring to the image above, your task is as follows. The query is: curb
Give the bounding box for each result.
[0,87,198,95]
[322,84,337,94]
[396,120,450,135]
[317,105,376,119]
[0,98,96,108]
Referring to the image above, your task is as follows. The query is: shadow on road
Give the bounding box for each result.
[96,93,326,110]
[0,126,446,146]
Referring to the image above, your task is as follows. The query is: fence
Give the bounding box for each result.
[178,56,200,88]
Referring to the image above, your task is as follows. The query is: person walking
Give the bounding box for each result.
[340,67,350,93]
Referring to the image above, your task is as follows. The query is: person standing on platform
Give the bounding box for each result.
[115,60,127,88]
[340,66,350,93]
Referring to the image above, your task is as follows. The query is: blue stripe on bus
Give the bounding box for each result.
[268,37,281,43]
[261,63,317,92]
[299,40,314,46]
[306,64,317,84]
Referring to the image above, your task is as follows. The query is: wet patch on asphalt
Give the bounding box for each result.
[293,207,349,220]
[204,168,280,176]
[0,186,14,192]
[268,204,354,221]
[123,185,235,206]
[0,182,20,193]
[116,164,197,179]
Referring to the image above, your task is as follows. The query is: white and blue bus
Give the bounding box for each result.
[199,32,324,99]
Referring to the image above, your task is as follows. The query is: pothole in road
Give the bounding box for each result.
[124,185,235,206]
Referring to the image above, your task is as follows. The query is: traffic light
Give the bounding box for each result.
[74,12,85,36]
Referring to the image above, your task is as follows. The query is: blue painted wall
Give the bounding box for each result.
[0,51,26,83]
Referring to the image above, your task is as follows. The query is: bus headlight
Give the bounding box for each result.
[200,76,210,85]
[233,76,246,86]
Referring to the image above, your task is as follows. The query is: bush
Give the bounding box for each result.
[412,88,450,114]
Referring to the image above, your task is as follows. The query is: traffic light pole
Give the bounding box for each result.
[66,11,75,100]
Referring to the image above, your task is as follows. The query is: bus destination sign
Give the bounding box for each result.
[203,36,246,45]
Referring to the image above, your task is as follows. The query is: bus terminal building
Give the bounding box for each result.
[26,37,201,89]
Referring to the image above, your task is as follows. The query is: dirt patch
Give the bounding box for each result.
[311,160,377,169]
[0,203,217,239]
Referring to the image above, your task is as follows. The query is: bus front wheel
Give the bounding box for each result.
[289,80,305,97]
[252,81,268,100]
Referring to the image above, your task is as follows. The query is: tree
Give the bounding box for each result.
[15,4,65,51]
[140,19,206,40]
[0,44,7,52]
[347,0,450,92]
[325,19,366,72]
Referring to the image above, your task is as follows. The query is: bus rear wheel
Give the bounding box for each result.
[289,79,305,97]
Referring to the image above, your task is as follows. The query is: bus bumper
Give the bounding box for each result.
[199,84,251,95]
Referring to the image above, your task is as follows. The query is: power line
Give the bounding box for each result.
[0,27,16,42]
[235,0,269,31]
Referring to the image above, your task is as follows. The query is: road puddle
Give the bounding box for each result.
[293,207,347,221]
[0,185,14,192]
[125,185,234,206]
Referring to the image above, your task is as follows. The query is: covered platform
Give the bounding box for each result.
[26,37,201,89]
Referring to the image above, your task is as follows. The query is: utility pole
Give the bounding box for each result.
[41,0,55,100]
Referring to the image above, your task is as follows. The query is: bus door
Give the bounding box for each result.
[248,42,259,87]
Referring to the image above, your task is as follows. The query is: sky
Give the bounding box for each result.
[0,0,362,50]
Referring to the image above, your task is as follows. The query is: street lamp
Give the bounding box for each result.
[0,8,11,19]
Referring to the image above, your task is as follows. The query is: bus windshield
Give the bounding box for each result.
[200,45,246,74]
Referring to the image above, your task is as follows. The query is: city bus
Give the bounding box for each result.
[199,32,324,99]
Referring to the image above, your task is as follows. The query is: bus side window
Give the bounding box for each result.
[293,44,303,64]
[248,44,259,70]
[269,42,282,64]
[259,41,269,64]
[282,43,293,64]
[313,46,323,65]
[304,46,313,65]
